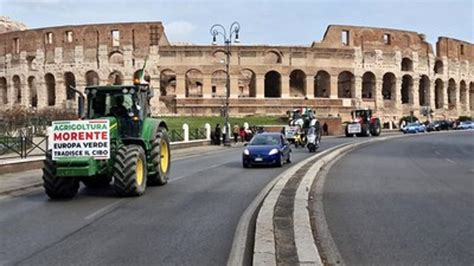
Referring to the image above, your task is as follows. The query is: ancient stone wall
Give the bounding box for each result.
[1,23,472,125]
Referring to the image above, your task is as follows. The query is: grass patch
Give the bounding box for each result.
[159,116,287,132]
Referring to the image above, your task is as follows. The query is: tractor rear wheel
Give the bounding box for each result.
[148,128,171,186]
[81,176,112,188]
[113,145,147,197]
[372,120,382,136]
[42,151,79,199]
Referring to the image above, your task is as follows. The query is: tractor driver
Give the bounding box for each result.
[110,95,129,117]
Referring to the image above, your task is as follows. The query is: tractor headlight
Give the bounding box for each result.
[269,148,279,155]
[243,149,250,156]
[122,88,129,94]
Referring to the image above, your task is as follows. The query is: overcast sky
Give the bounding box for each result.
[1,0,472,46]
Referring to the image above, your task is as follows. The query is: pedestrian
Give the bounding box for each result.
[239,126,246,142]
[323,122,329,136]
[233,124,239,143]
[214,124,221,145]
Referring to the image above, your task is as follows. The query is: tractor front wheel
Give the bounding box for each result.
[113,145,147,197]
[42,151,79,199]
[148,128,171,186]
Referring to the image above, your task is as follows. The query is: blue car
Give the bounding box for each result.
[403,122,426,133]
[242,133,292,168]
[456,121,474,130]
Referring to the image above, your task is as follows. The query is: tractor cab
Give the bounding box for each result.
[351,109,372,122]
[84,84,153,138]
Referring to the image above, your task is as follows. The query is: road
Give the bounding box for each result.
[0,135,364,265]
[323,131,474,265]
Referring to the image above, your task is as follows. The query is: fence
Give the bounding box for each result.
[0,123,212,160]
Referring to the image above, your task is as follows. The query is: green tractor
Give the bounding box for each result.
[43,83,170,199]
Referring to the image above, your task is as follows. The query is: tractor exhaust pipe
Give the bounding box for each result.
[69,85,85,119]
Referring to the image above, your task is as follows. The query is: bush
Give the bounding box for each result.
[458,116,472,122]
[399,115,418,126]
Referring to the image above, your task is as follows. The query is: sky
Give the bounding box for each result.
[1,0,473,47]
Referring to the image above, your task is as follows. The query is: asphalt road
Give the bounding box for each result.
[0,135,365,266]
[323,131,474,265]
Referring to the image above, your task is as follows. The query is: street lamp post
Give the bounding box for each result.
[210,22,240,147]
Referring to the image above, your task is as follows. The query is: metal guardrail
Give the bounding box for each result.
[0,127,208,159]
[0,132,48,159]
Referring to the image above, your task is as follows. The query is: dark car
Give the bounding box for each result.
[428,120,451,131]
[242,133,291,168]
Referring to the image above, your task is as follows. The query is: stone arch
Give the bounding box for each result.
[264,50,282,64]
[401,75,412,104]
[434,60,443,74]
[12,75,21,104]
[447,78,456,110]
[418,75,430,106]
[470,82,474,110]
[85,70,100,86]
[401,57,413,71]
[435,79,444,109]
[264,71,281,98]
[212,50,227,64]
[239,69,256,97]
[64,72,76,100]
[289,69,306,97]
[459,80,467,106]
[108,71,123,85]
[362,72,375,99]
[382,73,396,100]
[185,69,203,97]
[28,76,37,108]
[337,71,354,98]
[0,77,7,104]
[45,73,56,106]
[160,69,176,96]
[211,70,227,97]
[314,71,330,98]
[109,51,124,66]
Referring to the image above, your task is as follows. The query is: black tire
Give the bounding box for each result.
[81,176,112,188]
[113,145,147,197]
[287,152,292,163]
[42,151,79,199]
[148,128,171,186]
[345,126,352,137]
[243,161,250,168]
[276,154,284,167]
[372,120,382,136]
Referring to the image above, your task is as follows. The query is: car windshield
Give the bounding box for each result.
[407,123,419,127]
[249,134,281,146]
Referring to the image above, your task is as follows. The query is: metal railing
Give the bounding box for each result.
[0,131,48,159]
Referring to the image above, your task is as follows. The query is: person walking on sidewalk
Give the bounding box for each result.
[233,124,240,143]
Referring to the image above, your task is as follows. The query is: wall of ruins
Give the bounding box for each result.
[1,23,473,123]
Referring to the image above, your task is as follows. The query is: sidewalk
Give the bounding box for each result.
[0,144,233,196]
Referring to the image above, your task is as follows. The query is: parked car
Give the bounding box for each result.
[403,122,426,134]
[428,120,452,131]
[456,121,474,130]
[242,133,291,168]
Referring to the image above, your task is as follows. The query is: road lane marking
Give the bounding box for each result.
[170,161,231,183]
[85,199,125,220]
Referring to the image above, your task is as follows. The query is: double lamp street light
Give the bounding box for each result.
[210,22,240,147]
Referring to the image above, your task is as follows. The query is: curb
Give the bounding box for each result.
[250,130,461,264]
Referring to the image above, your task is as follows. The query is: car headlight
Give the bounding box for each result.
[269,148,279,155]
[243,149,250,156]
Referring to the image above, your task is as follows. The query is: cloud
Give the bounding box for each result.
[164,21,196,43]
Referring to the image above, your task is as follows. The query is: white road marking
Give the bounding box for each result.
[170,161,230,183]
[445,158,456,164]
[85,199,125,220]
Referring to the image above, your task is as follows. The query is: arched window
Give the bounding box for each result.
[382,73,396,100]
[401,75,413,104]
[337,71,354,98]
[314,71,330,98]
[185,69,203,97]
[264,71,281,98]
[418,75,430,106]
[289,69,306,97]
[239,69,256,98]
[85,70,100,86]
[362,72,375,99]
[160,69,176,96]
[45,73,56,106]
[401,58,413,71]
[434,79,443,109]
[64,72,76,100]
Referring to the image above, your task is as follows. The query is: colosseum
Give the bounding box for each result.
[0,18,473,124]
